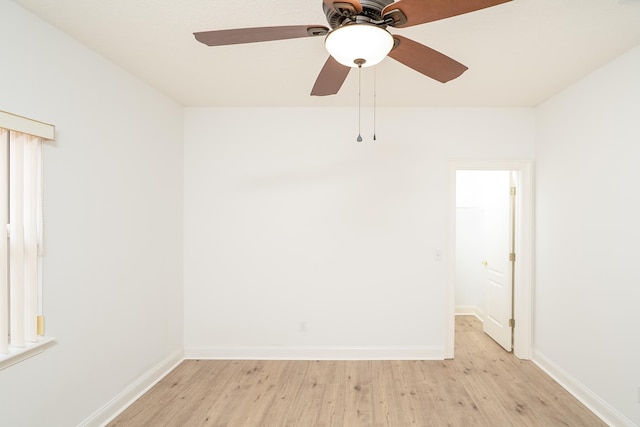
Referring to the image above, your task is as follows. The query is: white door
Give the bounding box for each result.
[481,171,514,351]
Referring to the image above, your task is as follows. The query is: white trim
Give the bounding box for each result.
[533,351,634,427]
[184,346,445,361]
[0,336,55,371]
[447,160,534,360]
[79,349,184,427]
[455,306,484,322]
[0,110,54,140]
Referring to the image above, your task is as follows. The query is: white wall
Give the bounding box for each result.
[536,45,640,425]
[455,171,486,316]
[184,107,534,359]
[0,2,184,426]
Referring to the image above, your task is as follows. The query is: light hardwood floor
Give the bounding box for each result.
[109,316,605,426]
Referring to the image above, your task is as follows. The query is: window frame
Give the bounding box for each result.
[0,110,55,370]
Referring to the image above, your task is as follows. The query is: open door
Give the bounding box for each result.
[448,160,533,360]
[481,171,514,351]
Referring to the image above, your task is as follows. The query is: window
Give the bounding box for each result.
[0,110,55,370]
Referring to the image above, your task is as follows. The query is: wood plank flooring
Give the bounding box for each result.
[109,316,605,426]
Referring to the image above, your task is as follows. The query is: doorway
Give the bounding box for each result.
[446,161,533,360]
[456,170,514,351]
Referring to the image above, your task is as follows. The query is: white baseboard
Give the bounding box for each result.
[185,345,445,361]
[533,350,636,427]
[455,305,484,322]
[79,349,184,427]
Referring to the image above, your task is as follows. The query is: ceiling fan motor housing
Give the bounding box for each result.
[324,0,395,28]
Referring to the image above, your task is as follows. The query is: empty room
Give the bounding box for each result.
[1,0,639,426]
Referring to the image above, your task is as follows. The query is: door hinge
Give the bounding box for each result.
[509,252,516,262]
[510,186,516,196]
[509,318,515,328]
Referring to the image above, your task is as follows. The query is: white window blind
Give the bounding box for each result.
[0,111,54,368]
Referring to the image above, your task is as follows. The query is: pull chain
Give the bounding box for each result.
[357,63,363,142]
[373,65,377,141]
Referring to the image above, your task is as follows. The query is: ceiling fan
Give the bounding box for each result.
[194,0,512,96]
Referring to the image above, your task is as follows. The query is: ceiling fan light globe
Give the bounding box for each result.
[325,24,394,68]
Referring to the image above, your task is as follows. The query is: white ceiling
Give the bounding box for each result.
[12,0,640,107]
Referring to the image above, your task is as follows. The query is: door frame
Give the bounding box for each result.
[446,160,534,359]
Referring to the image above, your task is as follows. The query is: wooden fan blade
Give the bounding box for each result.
[311,56,351,96]
[388,35,468,83]
[383,0,511,28]
[194,25,329,46]
[323,0,363,15]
